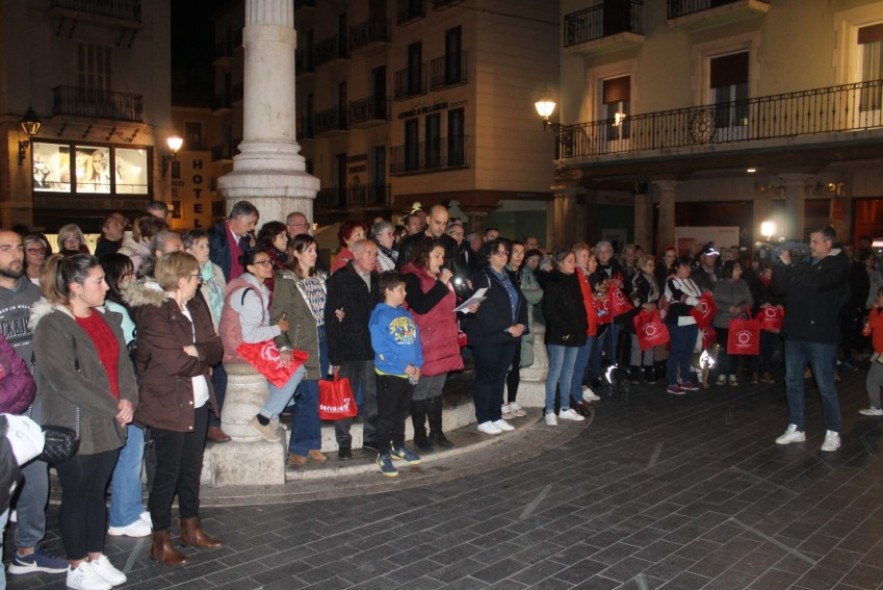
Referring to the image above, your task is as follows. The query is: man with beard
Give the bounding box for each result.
[0,231,68,577]
[396,205,458,271]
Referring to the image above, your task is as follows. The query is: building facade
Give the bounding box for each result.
[0,0,175,232]
[555,0,883,252]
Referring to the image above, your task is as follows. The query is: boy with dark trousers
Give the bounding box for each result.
[369,272,424,477]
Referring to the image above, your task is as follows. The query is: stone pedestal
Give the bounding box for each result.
[221,362,269,442]
[516,320,548,408]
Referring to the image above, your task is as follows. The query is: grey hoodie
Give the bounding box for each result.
[0,276,42,367]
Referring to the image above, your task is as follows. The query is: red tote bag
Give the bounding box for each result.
[690,292,717,330]
[759,305,784,333]
[632,309,670,350]
[236,341,309,388]
[609,285,635,317]
[727,314,761,355]
[318,372,358,421]
[594,295,613,325]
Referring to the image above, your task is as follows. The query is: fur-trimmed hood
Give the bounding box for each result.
[28,298,114,330]
[121,279,166,308]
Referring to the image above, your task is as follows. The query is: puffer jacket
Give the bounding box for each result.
[401,262,463,377]
[711,278,753,329]
[31,301,138,455]
[543,270,588,347]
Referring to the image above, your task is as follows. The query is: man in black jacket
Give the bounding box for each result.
[396,205,459,270]
[772,226,849,452]
[325,240,382,458]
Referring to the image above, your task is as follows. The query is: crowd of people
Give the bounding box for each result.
[0,195,880,589]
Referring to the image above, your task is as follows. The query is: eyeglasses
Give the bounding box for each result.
[288,222,310,228]
[493,250,510,257]
[190,273,203,284]
[254,260,274,267]
[26,248,46,255]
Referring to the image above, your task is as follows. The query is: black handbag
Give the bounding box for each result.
[37,425,80,463]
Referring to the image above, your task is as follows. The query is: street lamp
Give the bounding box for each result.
[18,108,42,166]
[760,220,776,240]
[161,134,183,177]
[534,88,557,131]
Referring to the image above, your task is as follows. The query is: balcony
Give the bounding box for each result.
[211,145,235,162]
[430,52,468,90]
[397,0,425,25]
[50,0,142,24]
[298,115,315,140]
[348,184,390,208]
[390,136,469,175]
[53,86,143,122]
[394,65,427,100]
[667,0,770,29]
[296,49,315,78]
[554,79,883,162]
[433,0,465,9]
[564,1,644,56]
[313,34,349,67]
[314,107,348,136]
[349,96,391,128]
[316,187,346,209]
[350,18,391,53]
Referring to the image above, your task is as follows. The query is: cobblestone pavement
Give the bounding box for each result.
[6,367,883,589]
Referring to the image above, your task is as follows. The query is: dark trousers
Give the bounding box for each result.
[506,341,522,404]
[472,342,516,424]
[334,360,377,448]
[55,449,120,560]
[375,374,413,454]
[148,405,209,532]
[208,363,227,428]
[667,323,698,385]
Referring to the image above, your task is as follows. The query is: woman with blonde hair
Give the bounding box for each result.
[57,224,90,257]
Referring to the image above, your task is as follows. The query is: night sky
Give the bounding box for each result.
[170,0,216,105]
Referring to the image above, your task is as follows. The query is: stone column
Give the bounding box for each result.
[217,0,320,224]
[653,180,679,252]
[780,173,812,240]
[633,191,652,250]
[552,184,577,247]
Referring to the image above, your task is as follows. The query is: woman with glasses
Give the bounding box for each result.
[464,237,528,436]
[128,251,224,566]
[219,249,304,443]
[57,224,90,257]
[23,234,50,285]
[370,220,398,272]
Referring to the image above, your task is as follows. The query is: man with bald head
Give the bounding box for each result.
[396,204,459,270]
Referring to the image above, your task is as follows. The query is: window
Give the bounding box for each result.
[602,76,630,140]
[78,44,112,91]
[445,26,462,84]
[185,122,204,151]
[426,114,441,169]
[408,42,423,95]
[710,51,749,127]
[448,108,465,167]
[405,119,419,172]
[859,23,883,111]
[31,142,148,195]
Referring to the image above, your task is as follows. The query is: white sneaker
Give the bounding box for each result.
[509,402,527,417]
[492,419,515,432]
[501,405,514,420]
[582,387,601,402]
[859,407,883,416]
[544,412,558,426]
[821,430,841,452]
[140,511,152,526]
[66,563,112,590]
[107,517,151,537]
[558,408,586,422]
[477,421,502,435]
[775,424,806,445]
[89,556,126,586]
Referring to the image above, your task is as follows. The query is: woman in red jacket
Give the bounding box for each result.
[401,238,468,450]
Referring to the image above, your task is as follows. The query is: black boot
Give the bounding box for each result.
[411,399,433,451]
[644,366,656,384]
[428,396,453,448]
[629,365,641,384]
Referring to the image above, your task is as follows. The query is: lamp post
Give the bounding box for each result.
[161,135,183,177]
[534,89,557,131]
[18,108,42,166]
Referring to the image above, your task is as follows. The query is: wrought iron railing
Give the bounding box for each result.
[50,0,142,22]
[349,17,391,51]
[397,0,425,24]
[555,79,883,160]
[349,97,390,126]
[314,35,348,67]
[394,65,427,100]
[53,86,143,122]
[564,1,644,47]
[314,107,348,135]
[390,136,468,174]
[667,0,769,20]
[348,184,390,208]
[430,52,468,89]
[316,187,346,209]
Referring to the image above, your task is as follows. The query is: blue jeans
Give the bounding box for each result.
[784,339,841,432]
[570,337,594,405]
[109,424,146,527]
[472,342,516,424]
[288,379,321,456]
[546,345,579,413]
[667,323,698,385]
[260,364,307,420]
[590,323,619,378]
[208,363,227,428]
[14,401,47,551]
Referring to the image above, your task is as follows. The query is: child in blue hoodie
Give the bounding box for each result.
[369,271,424,477]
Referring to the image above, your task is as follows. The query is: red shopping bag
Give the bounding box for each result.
[759,305,784,333]
[690,292,717,330]
[727,315,761,355]
[318,372,358,421]
[236,341,309,388]
[594,295,613,325]
[609,285,635,317]
[632,309,670,350]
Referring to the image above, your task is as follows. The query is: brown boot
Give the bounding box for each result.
[150,530,188,566]
[179,517,223,550]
